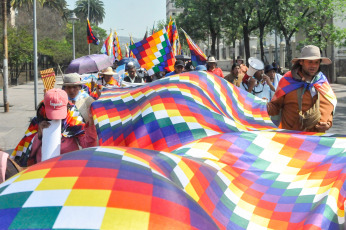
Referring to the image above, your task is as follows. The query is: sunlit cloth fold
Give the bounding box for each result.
[1,137,346,229]
[92,71,276,151]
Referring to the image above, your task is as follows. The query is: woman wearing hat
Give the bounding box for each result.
[207,56,224,78]
[14,89,97,166]
[267,45,337,132]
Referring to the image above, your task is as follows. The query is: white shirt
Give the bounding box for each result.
[240,80,271,102]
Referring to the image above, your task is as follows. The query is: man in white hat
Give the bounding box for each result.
[267,45,337,132]
[60,73,94,124]
[207,56,224,78]
[240,57,275,102]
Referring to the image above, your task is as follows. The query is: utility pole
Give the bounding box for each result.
[2,0,9,112]
[88,0,90,55]
[33,0,38,109]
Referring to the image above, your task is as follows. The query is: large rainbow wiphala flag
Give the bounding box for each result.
[1,71,345,229]
[129,29,175,75]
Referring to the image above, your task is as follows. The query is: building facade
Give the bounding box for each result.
[166,0,183,19]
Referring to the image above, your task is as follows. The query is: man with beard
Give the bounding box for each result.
[267,45,337,132]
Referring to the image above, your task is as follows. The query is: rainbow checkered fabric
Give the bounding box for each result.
[2,71,345,229]
[129,29,175,75]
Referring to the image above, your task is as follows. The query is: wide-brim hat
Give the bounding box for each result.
[207,56,217,63]
[59,73,85,86]
[247,57,264,76]
[291,45,332,65]
[102,66,116,75]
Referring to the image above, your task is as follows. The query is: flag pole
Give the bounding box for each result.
[88,0,90,55]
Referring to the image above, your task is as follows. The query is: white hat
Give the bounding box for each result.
[207,56,217,63]
[247,57,264,76]
[291,45,331,65]
[59,73,85,86]
[102,67,116,75]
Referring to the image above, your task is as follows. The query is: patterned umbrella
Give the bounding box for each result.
[65,54,113,74]
[117,57,140,70]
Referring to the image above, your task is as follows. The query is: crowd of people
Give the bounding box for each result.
[0,44,336,181]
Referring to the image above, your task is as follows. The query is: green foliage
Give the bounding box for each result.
[175,0,230,56]
[7,26,33,66]
[38,38,72,64]
[299,0,346,55]
[65,20,107,58]
[74,0,105,26]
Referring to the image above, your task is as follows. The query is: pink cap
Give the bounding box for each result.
[44,88,68,120]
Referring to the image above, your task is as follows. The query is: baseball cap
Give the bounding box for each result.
[44,88,68,120]
[175,60,185,67]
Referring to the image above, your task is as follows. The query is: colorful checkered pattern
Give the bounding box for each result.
[40,68,56,91]
[0,146,218,229]
[172,131,346,229]
[129,29,175,75]
[166,17,179,55]
[92,71,275,152]
[1,130,346,229]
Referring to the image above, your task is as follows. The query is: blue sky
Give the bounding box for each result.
[66,0,166,39]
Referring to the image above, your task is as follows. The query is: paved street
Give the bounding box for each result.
[328,84,346,135]
[0,79,345,154]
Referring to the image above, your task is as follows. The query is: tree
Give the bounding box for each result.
[233,1,258,65]
[65,20,107,58]
[6,26,33,84]
[274,0,313,67]
[11,0,68,14]
[300,0,346,56]
[16,6,67,41]
[74,0,105,26]
[175,0,228,57]
[255,0,275,63]
[38,38,72,67]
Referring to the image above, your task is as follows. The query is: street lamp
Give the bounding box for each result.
[69,13,79,60]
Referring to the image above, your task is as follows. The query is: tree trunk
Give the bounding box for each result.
[259,26,265,63]
[285,38,292,69]
[243,25,250,66]
[216,35,220,60]
[211,32,217,57]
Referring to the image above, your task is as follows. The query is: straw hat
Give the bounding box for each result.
[207,56,217,63]
[59,73,85,86]
[247,57,264,76]
[291,45,331,65]
[102,67,116,75]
